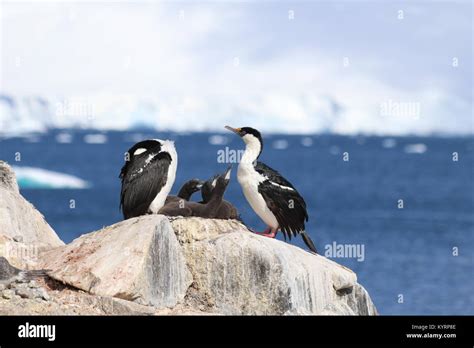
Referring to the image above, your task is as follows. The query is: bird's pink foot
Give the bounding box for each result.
[254,227,277,238]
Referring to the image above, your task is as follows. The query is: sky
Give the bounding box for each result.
[0,0,472,135]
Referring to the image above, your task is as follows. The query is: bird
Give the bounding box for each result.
[159,167,233,219]
[120,139,178,219]
[225,126,318,253]
[165,178,204,205]
[0,257,50,285]
[200,174,240,220]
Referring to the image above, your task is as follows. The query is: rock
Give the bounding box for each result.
[0,284,4,291]
[40,215,192,308]
[40,215,377,315]
[8,280,50,301]
[171,217,375,315]
[0,286,159,315]
[15,288,34,299]
[86,295,156,315]
[0,161,64,269]
[35,287,50,301]
[2,289,14,299]
[13,282,28,289]
[0,161,19,193]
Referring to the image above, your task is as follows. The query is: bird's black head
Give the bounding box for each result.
[183,179,204,194]
[201,174,219,203]
[201,167,232,202]
[213,166,232,194]
[225,126,262,142]
[128,140,162,157]
[225,126,263,158]
[177,178,204,201]
[119,139,166,180]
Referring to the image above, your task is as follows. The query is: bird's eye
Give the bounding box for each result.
[133,148,147,156]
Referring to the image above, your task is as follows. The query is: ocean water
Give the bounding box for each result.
[0,130,473,315]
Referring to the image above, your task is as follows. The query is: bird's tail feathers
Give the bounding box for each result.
[301,231,318,254]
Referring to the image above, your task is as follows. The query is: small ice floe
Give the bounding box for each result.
[12,166,90,189]
[208,135,228,146]
[272,139,289,150]
[301,137,313,147]
[176,131,192,136]
[329,145,340,155]
[84,133,107,144]
[382,138,397,148]
[56,132,73,144]
[404,143,427,154]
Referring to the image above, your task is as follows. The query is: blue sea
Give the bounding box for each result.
[1,130,473,315]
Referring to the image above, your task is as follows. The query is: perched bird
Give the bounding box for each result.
[225,126,317,253]
[120,139,178,219]
[165,178,204,205]
[200,174,240,220]
[0,257,50,285]
[159,167,232,219]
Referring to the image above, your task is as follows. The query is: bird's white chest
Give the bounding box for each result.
[149,144,178,213]
[237,164,278,228]
[150,160,177,213]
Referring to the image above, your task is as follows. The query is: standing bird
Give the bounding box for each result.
[225,126,317,253]
[120,139,178,219]
[0,257,50,285]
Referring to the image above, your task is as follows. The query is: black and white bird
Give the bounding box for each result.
[225,126,317,253]
[120,139,178,219]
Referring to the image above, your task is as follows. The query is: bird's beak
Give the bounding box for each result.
[225,126,241,135]
[224,165,232,180]
[196,180,204,189]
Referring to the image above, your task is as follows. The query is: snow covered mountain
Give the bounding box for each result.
[0,93,471,137]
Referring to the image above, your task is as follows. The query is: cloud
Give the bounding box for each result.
[0,1,472,135]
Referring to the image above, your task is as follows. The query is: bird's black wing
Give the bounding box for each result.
[120,152,172,219]
[255,162,298,190]
[255,161,308,241]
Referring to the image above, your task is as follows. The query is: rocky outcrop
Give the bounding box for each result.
[0,161,377,315]
[40,215,377,315]
[0,161,19,193]
[39,216,192,308]
[0,161,64,269]
[171,217,376,315]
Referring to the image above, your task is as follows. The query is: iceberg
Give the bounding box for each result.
[0,93,472,136]
[272,139,289,150]
[404,144,427,154]
[12,166,91,189]
[83,134,108,144]
[208,135,229,145]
